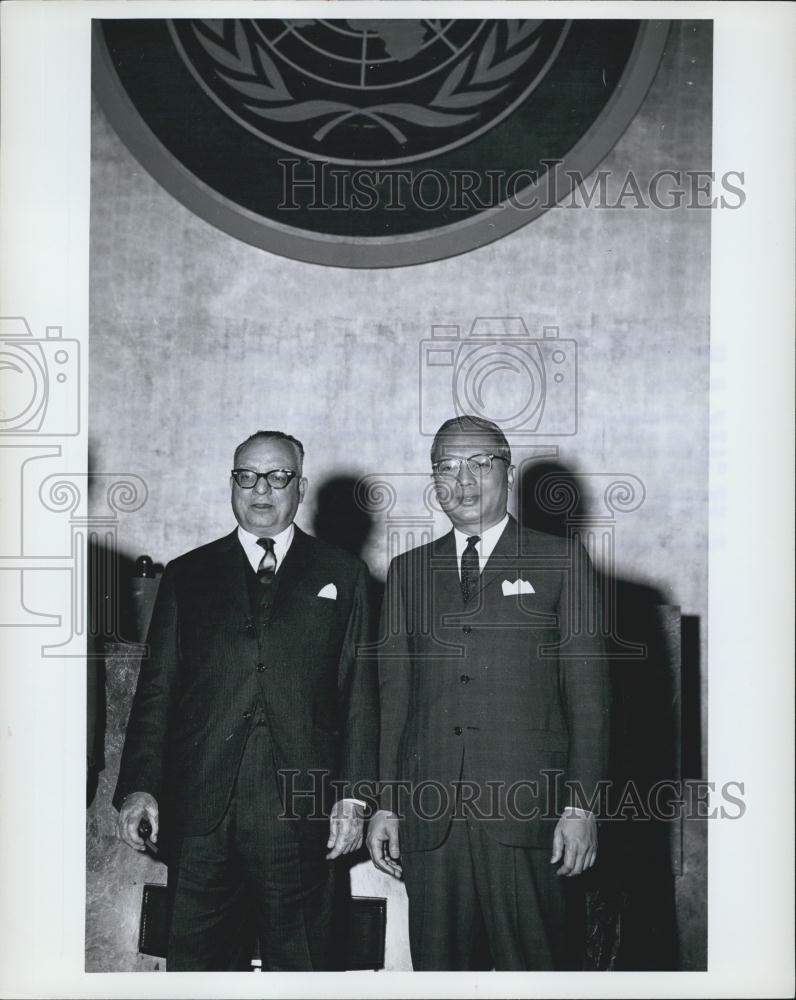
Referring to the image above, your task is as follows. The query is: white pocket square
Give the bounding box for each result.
[317,583,337,600]
[502,578,535,596]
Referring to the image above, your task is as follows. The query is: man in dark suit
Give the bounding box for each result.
[115,430,378,971]
[367,415,611,970]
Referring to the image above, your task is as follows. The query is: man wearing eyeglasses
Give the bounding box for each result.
[367,415,610,970]
[114,430,378,970]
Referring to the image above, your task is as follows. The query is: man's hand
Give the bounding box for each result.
[116,791,159,853]
[366,810,402,878]
[326,799,366,860]
[550,810,598,877]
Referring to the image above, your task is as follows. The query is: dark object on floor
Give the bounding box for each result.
[138,884,169,959]
[138,885,387,970]
[344,896,387,971]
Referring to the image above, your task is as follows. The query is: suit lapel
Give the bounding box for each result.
[205,530,252,623]
[272,524,315,608]
[471,515,522,604]
[429,529,462,613]
[428,518,523,611]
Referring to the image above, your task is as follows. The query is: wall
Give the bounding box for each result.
[87,21,711,971]
[90,21,710,608]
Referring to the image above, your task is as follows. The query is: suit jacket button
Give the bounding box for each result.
[462,626,472,635]
[459,674,470,684]
[256,662,266,673]
[242,710,253,719]
[453,726,463,736]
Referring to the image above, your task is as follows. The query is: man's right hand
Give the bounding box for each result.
[116,791,159,852]
[366,810,402,878]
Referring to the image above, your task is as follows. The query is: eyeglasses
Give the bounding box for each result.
[431,454,510,478]
[231,468,298,490]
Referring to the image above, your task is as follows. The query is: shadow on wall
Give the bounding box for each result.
[87,460,704,970]
[312,473,385,883]
[86,446,162,807]
[313,471,386,615]
[313,475,374,560]
[517,459,703,971]
[86,534,164,806]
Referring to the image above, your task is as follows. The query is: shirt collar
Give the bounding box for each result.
[237,522,295,572]
[453,513,509,567]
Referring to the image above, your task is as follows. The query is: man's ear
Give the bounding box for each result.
[507,465,516,491]
[298,477,308,504]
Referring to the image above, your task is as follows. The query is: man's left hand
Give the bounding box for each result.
[550,810,598,877]
[326,799,366,860]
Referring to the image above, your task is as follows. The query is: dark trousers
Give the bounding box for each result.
[166,724,335,971]
[401,815,567,971]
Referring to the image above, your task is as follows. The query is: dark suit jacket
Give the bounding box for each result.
[114,526,378,849]
[378,515,610,851]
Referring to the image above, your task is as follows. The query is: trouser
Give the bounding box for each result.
[166,723,336,971]
[401,814,569,971]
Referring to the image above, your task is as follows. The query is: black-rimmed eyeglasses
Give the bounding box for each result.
[231,468,298,490]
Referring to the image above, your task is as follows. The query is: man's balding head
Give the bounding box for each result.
[430,415,511,467]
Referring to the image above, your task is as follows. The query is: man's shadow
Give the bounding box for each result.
[312,474,383,969]
[86,446,162,807]
[517,459,697,971]
[313,473,384,606]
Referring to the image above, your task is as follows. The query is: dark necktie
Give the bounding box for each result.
[460,535,481,604]
[256,536,277,583]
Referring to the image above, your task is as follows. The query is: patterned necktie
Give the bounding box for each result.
[460,535,481,604]
[256,537,277,583]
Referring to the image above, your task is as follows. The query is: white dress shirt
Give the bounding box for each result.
[237,522,294,573]
[452,514,509,578]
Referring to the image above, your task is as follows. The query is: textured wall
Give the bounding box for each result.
[89,20,710,605]
[88,21,711,971]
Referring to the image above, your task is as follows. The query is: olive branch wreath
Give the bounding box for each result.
[191,19,543,145]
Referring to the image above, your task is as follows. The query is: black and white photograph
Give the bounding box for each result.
[0,2,793,997]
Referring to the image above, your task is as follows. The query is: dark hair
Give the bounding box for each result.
[233,431,305,471]
[431,416,511,465]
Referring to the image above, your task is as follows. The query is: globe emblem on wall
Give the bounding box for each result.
[169,19,569,165]
[93,17,670,266]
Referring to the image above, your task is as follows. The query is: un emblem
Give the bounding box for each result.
[169,19,569,165]
[93,18,669,267]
